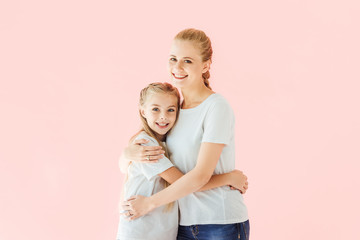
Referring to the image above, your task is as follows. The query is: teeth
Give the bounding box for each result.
[173,74,186,78]
[157,123,168,126]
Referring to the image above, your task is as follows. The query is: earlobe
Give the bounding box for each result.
[202,60,211,73]
[140,109,146,118]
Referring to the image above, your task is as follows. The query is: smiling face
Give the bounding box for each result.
[168,40,210,89]
[140,93,178,140]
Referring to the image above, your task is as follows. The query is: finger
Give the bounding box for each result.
[119,211,129,216]
[141,154,163,161]
[126,195,138,201]
[144,149,166,157]
[128,213,141,221]
[140,160,159,163]
[122,200,132,205]
[143,146,163,151]
[133,139,149,145]
[140,154,162,163]
[121,205,132,211]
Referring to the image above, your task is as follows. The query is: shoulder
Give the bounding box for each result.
[133,131,159,146]
[207,94,234,112]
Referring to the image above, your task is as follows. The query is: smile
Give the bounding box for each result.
[156,122,169,128]
[172,73,188,79]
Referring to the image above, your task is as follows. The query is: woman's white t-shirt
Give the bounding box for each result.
[166,93,249,226]
[116,131,178,240]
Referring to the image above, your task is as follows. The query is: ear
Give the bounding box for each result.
[140,108,146,119]
[202,60,211,73]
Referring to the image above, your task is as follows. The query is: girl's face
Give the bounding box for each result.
[141,93,178,139]
[168,40,210,89]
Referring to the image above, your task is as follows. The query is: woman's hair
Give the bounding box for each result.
[129,82,181,211]
[174,28,213,90]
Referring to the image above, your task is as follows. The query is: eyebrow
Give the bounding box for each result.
[170,55,194,61]
[151,104,177,108]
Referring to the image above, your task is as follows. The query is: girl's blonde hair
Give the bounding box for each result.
[174,28,213,90]
[129,82,181,211]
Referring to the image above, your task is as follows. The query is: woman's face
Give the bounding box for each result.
[168,40,210,89]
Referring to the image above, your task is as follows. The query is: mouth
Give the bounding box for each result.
[156,122,170,129]
[172,73,188,80]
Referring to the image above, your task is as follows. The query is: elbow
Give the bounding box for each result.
[194,172,212,189]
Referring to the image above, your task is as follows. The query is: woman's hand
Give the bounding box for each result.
[121,195,156,220]
[228,170,249,194]
[124,139,165,163]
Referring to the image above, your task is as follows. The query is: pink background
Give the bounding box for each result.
[1,0,359,239]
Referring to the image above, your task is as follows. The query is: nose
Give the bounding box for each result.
[174,61,183,71]
[159,112,167,120]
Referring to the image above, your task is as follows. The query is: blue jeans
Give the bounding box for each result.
[177,220,250,240]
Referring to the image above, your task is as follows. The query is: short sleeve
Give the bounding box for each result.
[133,132,174,181]
[201,98,234,145]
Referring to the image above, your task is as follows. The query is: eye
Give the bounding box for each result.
[169,57,177,62]
[152,108,159,111]
[184,60,192,63]
[168,108,176,112]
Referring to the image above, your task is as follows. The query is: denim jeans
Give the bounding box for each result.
[177,220,250,240]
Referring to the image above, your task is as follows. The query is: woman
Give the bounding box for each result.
[121,28,250,240]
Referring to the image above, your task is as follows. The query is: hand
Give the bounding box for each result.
[121,195,155,220]
[229,170,249,194]
[124,139,165,163]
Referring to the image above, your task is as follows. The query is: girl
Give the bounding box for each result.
[117,82,248,240]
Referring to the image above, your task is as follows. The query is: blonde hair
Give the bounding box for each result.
[129,82,180,211]
[174,28,213,90]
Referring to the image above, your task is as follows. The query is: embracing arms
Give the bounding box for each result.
[119,139,247,193]
[123,142,248,220]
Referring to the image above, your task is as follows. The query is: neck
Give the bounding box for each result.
[155,132,166,142]
[180,81,214,109]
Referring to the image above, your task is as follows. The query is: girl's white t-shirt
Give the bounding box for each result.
[166,93,249,226]
[116,131,178,240]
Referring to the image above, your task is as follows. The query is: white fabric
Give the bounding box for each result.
[116,131,178,240]
[166,93,249,226]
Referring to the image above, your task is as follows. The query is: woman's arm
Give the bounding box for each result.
[118,139,165,173]
[159,166,248,192]
[123,142,243,220]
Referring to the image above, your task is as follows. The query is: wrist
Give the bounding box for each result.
[227,172,234,185]
[148,195,159,211]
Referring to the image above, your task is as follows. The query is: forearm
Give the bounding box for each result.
[160,167,231,192]
[197,172,231,191]
[149,168,209,209]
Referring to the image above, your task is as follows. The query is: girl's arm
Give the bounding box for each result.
[158,166,247,192]
[124,142,246,220]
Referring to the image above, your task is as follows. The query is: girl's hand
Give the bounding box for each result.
[124,139,165,163]
[229,170,249,194]
[121,195,155,220]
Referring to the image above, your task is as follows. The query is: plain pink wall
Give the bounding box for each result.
[1,0,359,239]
